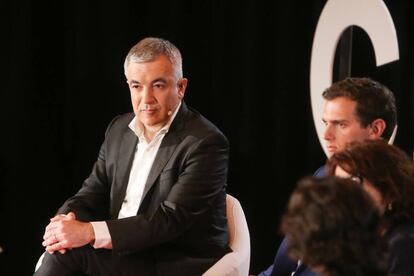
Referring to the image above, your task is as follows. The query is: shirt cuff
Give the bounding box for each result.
[90,221,112,249]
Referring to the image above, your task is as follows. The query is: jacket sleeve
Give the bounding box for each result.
[388,231,414,276]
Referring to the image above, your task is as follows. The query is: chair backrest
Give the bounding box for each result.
[203,194,251,276]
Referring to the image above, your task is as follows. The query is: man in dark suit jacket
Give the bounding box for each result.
[36,37,230,276]
[258,77,397,276]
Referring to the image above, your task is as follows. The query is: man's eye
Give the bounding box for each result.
[154,83,165,89]
[130,84,142,90]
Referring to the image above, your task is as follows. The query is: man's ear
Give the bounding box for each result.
[368,118,386,139]
[177,78,188,99]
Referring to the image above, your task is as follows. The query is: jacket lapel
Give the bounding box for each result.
[111,128,138,218]
[140,103,187,203]
[140,133,180,201]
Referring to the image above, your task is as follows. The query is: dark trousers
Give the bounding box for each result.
[34,245,155,276]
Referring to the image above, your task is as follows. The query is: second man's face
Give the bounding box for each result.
[322,97,373,156]
[125,55,187,133]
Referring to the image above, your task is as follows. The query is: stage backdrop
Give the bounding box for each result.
[1,0,413,274]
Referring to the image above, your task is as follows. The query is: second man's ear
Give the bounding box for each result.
[369,118,386,138]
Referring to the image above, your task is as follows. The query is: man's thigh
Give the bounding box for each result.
[34,246,155,276]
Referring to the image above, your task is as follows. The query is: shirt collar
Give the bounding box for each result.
[128,101,182,141]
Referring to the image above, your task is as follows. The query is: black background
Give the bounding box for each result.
[1,1,413,275]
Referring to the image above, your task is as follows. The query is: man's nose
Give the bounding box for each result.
[141,88,155,103]
[324,124,334,141]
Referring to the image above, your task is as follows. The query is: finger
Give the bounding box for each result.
[43,226,58,240]
[46,241,66,254]
[50,214,68,222]
[45,222,58,232]
[42,236,55,247]
[43,231,57,242]
[58,249,66,254]
[46,242,60,252]
[43,226,54,239]
[42,231,60,246]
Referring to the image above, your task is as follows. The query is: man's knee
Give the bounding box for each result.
[34,247,93,276]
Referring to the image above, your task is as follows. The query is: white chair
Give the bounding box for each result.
[203,194,251,276]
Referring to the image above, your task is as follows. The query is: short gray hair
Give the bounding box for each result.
[124,37,183,79]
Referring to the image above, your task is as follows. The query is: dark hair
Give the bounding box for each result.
[327,140,414,229]
[322,77,397,140]
[282,176,386,276]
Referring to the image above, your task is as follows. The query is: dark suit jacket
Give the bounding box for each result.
[387,220,414,276]
[57,102,230,275]
[258,166,327,276]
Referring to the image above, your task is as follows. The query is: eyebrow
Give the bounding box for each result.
[151,78,168,84]
[322,119,348,124]
[128,78,168,85]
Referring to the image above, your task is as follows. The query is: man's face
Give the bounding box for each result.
[125,55,187,132]
[322,97,374,156]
